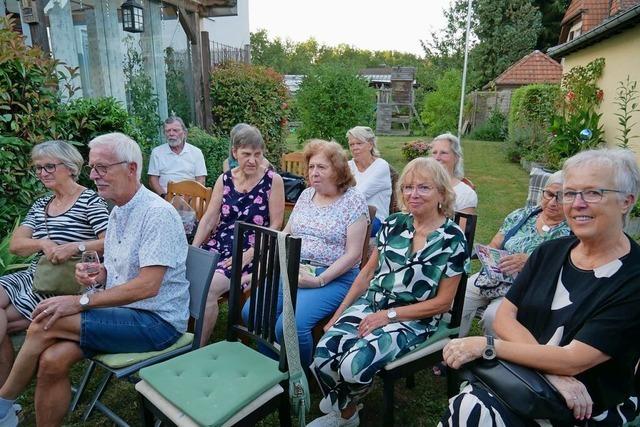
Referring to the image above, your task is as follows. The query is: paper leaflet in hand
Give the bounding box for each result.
[474,243,515,283]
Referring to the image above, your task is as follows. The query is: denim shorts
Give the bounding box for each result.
[80,307,182,358]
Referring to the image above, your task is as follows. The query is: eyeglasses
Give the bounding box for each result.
[541,190,561,201]
[86,161,128,177]
[33,163,64,174]
[401,185,434,196]
[560,189,624,204]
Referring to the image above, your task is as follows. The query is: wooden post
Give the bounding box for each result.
[178,7,204,128]
[200,31,213,131]
[28,0,49,53]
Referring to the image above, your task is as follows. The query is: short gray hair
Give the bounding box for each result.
[563,148,640,225]
[232,125,265,151]
[88,133,143,181]
[164,116,187,133]
[31,140,84,181]
[346,126,380,157]
[433,133,464,178]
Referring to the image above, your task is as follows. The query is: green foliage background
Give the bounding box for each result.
[210,63,288,166]
[421,69,462,136]
[187,127,228,186]
[295,66,375,147]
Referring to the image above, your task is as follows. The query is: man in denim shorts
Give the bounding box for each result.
[0,133,189,427]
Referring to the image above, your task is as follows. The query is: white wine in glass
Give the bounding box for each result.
[81,250,101,290]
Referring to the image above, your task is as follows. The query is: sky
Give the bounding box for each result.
[248,0,453,57]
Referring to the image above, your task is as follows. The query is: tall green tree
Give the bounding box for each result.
[470,0,542,87]
[533,0,570,50]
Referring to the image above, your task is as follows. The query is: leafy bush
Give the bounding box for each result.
[187,127,228,186]
[0,16,64,143]
[0,136,43,236]
[508,84,560,138]
[0,218,32,276]
[210,63,289,166]
[421,69,461,136]
[401,140,431,161]
[504,124,549,163]
[123,35,162,154]
[505,84,559,162]
[545,58,606,169]
[296,66,375,147]
[469,110,507,141]
[165,47,192,126]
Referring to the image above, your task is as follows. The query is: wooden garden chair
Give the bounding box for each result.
[135,222,303,426]
[165,180,213,221]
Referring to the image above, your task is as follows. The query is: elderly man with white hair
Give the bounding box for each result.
[148,116,207,196]
[0,133,190,427]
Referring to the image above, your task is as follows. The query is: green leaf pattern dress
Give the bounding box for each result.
[313,212,469,412]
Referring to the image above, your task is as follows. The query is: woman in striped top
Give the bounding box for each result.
[0,141,109,385]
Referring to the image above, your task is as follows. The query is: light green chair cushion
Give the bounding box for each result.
[411,321,457,352]
[94,333,193,368]
[139,340,288,427]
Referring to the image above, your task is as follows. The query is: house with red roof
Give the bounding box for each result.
[548,0,640,150]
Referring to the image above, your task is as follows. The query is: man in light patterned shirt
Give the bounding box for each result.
[0,133,190,427]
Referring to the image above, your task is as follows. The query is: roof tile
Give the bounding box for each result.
[492,51,562,87]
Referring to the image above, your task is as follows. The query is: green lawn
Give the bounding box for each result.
[16,137,530,426]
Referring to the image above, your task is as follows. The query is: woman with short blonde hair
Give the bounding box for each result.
[310,157,469,426]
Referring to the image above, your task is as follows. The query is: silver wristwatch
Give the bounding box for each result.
[387,308,398,322]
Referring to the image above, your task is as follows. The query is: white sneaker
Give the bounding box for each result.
[307,408,360,427]
[0,408,18,427]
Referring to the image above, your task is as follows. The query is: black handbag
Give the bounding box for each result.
[281,171,306,203]
[460,359,575,425]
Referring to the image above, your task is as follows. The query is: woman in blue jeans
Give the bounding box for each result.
[243,139,369,367]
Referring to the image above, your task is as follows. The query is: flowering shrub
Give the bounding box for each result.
[402,140,431,161]
[546,58,605,169]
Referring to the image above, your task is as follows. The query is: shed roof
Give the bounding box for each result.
[486,50,562,89]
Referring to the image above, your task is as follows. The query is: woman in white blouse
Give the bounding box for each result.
[347,126,392,236]
[430,133,477,214]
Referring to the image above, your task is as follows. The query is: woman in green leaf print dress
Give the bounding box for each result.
[309,157,470,427]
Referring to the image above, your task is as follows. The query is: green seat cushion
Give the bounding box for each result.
[139,340,288,427]
[94,333,193,368]
[408,321,456,353]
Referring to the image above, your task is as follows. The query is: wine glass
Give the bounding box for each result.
[81,250,102,293]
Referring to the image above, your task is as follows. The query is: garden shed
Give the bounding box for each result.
[467,51,562,130]
[548,0,640,151]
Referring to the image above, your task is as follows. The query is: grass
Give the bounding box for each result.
[15,137,529,426]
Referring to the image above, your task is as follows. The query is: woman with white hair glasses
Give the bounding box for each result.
[430,133,477,214]
[0,140,108,385]
[441,148,640,426]
[457,170,570,339]
[347,126,392,236]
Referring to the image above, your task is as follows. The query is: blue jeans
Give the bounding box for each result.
[80,307,181,357]
[242,267,359,368]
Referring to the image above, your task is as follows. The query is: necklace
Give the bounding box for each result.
[541,223,551,232]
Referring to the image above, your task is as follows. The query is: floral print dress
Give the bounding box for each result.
[313,213,469,412]
[200,169,273,277]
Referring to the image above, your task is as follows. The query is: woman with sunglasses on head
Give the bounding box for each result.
[441,149,640,426]
[0,140,108,386]
[456,171,570,339]
[309,157,469,427]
